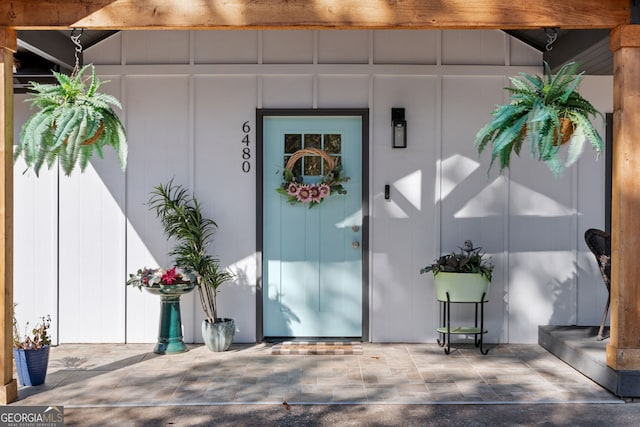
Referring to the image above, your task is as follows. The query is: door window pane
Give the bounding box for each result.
[324,134,341,153]
[304,155,322,176]
[285,134,302,153]
[304,134,322,149]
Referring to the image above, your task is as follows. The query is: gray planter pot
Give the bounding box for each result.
[201,318,235,352]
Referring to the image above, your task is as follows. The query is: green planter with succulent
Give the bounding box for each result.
[420,240,493,303]
[15,64,127,176]
[147,180,235,352]
[12,305,52,386]
[474,61,604,176]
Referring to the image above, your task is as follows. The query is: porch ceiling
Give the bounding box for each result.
[14,29,116,92]
[13,27,616,89]
[7,0,634,84]
[508,29,613,75]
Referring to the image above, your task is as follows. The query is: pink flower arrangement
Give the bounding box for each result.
[285,182,333,205]
[318,184,330,198]
[127,266,200,289]
[287,182,298,196]
[161,267,179,285]
[296,185,312,203]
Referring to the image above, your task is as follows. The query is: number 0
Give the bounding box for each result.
[242,161,251,173]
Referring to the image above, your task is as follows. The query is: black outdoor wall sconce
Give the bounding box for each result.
[392,108,407,148]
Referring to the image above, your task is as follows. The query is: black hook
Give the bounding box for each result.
[544,28,558,52]
[69,28,85,75]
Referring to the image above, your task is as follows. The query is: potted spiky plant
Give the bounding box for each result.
[147,180,235,352]
[474,61,604,176]
[15,64,127,176]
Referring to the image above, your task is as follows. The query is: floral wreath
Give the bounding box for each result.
[276,147,350,208]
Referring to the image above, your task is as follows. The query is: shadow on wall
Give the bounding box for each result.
[263,292,298,338]
[215,263,256,343]
[548,264,578,326]
[439,149,598,338]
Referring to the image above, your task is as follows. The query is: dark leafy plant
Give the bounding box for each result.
[475,61,604,176]
[15,64,127,176]
[420,240,493,282]
[147,180,233,323]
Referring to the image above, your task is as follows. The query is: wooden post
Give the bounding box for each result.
[607,25,640,371]
[0,27,16,405]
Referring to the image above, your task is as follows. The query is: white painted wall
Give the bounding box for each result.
[13,29,609,345]
[13,94,58,344]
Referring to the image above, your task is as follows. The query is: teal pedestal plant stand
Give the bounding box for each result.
[144,284,195,354]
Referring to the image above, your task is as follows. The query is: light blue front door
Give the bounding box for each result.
[262,114,363,338]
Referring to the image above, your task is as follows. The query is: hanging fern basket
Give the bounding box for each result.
[15,64,127,176]
[475,61,604,177]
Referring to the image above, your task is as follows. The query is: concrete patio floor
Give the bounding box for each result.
[10,342,622,408]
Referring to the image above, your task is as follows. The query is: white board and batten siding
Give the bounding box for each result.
[12,29,609,345]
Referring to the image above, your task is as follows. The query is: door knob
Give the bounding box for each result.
[352,225,360,232]
[352,241,360,249]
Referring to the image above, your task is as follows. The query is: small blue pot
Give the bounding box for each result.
[13,346,50,386]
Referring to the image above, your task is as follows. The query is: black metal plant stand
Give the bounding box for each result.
[437,291,488,355]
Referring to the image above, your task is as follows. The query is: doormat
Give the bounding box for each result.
[271,341,363,355]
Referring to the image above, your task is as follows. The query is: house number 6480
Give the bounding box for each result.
[241,121,251,173]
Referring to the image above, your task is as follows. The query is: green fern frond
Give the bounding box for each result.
[497,140,515,172]
[509,76,534,92]
[491,115,528,155]
[565,131,587,167]
[567,111,604,152]
[543,62,553,85]
[89,92,122,110]
[564,94,601,117]
[518,72,544,91]
[545,156,563,177]
[87,65,101,97]
[52,106,82,149]
[79,145,93,172]
[559,74,582,104]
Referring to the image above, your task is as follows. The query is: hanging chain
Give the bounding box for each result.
[544,27,558,52]
[542,27,558,77]
[70,28,84,76]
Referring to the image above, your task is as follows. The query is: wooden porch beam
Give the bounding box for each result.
[607,24,640,371]
[0,26,17,405]
[0,0,631,31]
